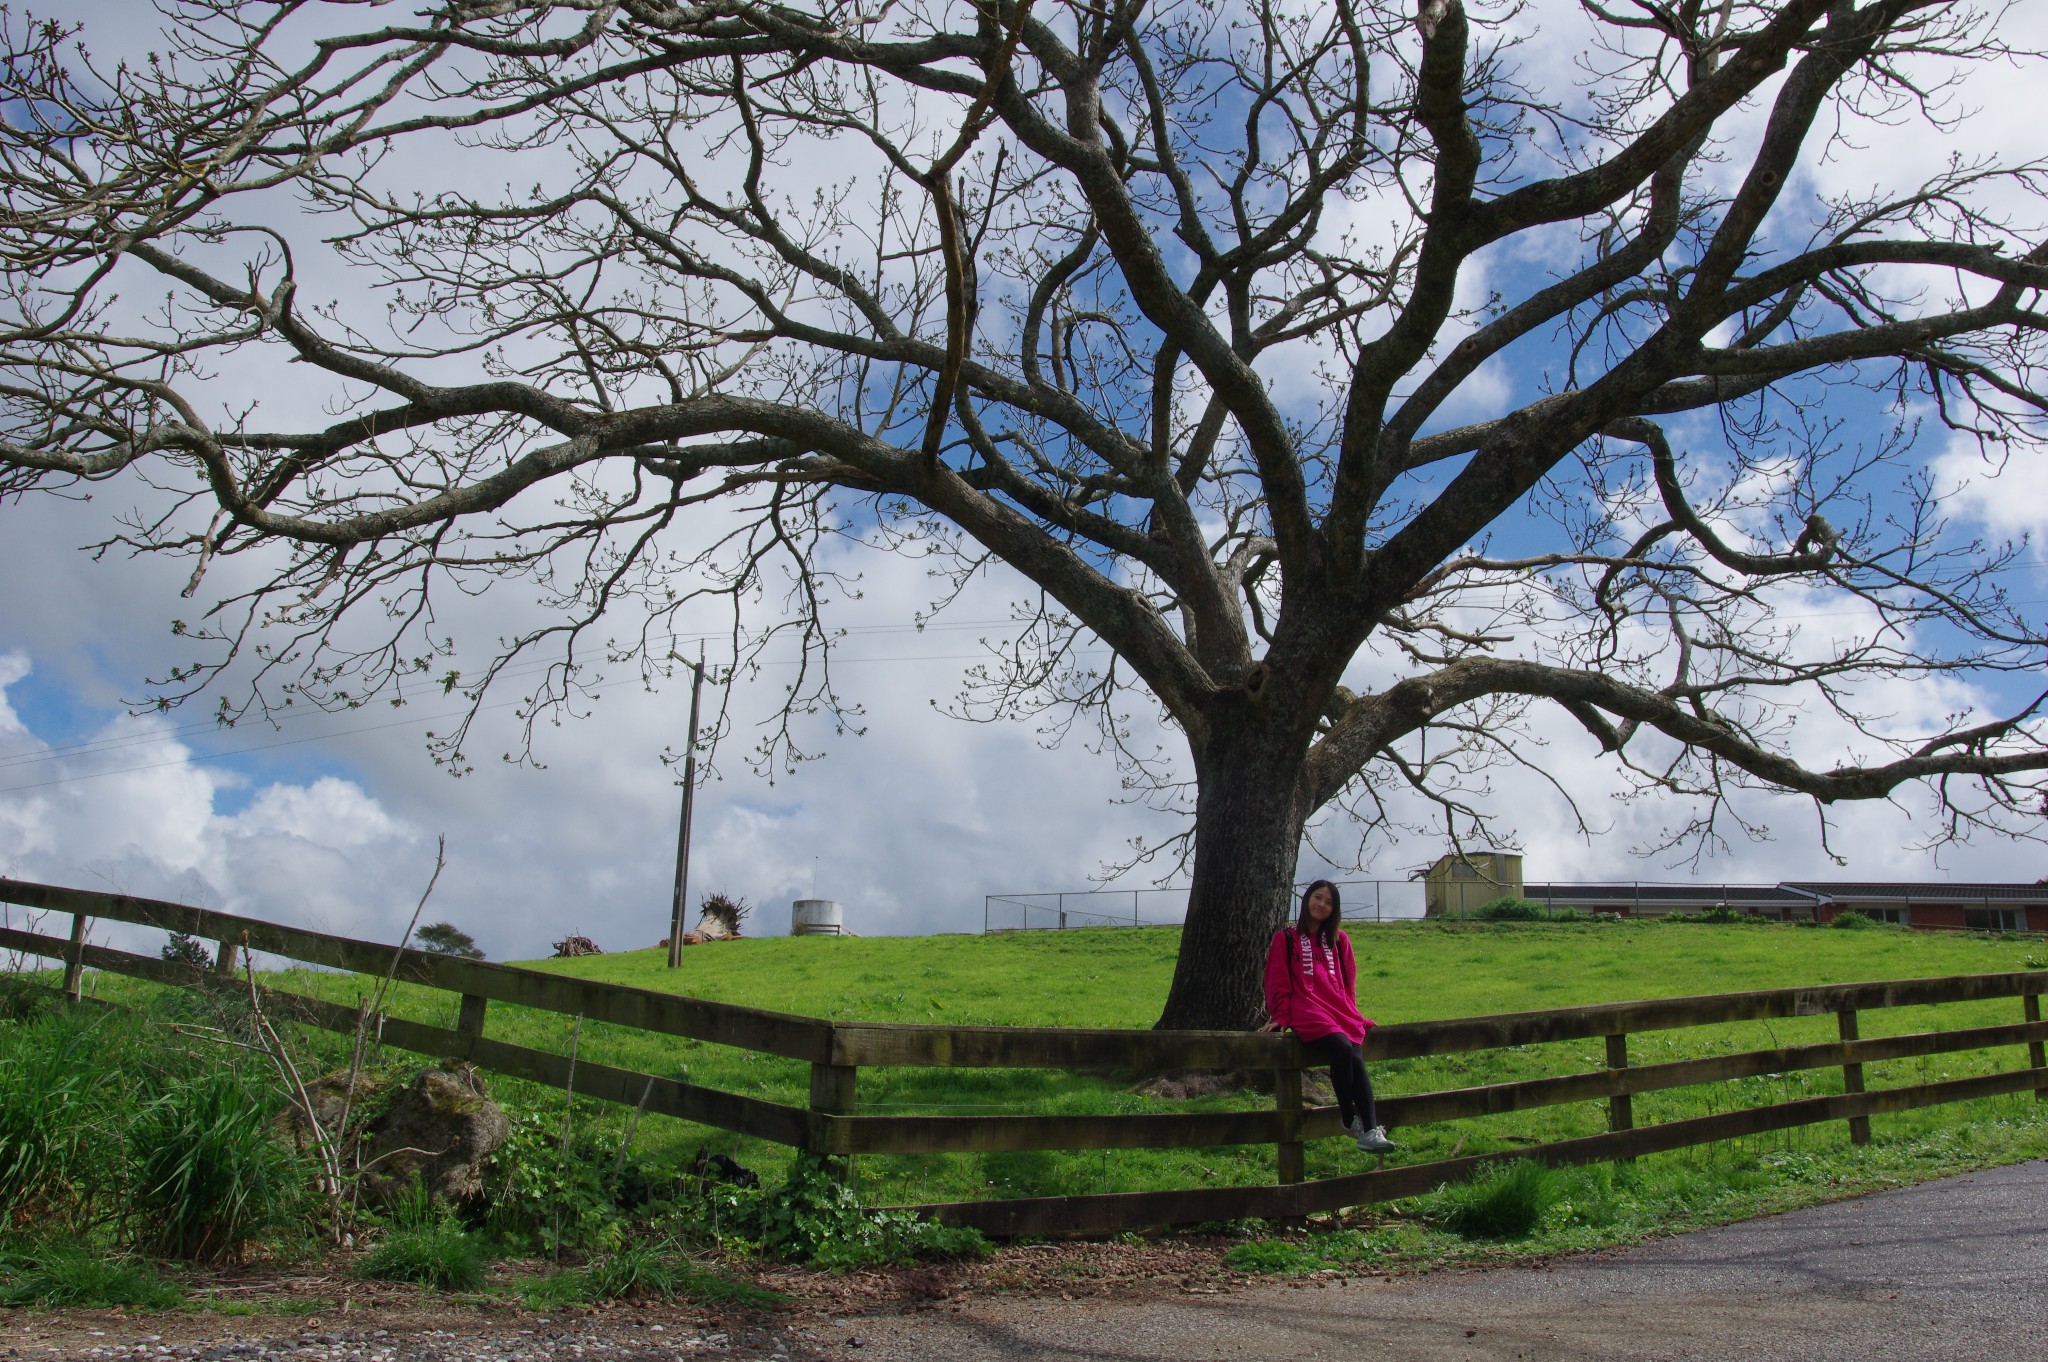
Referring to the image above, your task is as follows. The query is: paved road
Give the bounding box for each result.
[814,1159,2048,1361]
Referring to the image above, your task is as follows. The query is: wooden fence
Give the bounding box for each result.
[3,876,2044,1237]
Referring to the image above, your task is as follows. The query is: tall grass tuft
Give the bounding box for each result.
[358,1221,489,1290]
[0,1237,183,1309]
[130,1065,305,1262]
[0,1011,116,1231]
[584,1236,687,1300]
[1427,1159,1562,1239]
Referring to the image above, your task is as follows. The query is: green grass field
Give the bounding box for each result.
[169,916,2048,1217]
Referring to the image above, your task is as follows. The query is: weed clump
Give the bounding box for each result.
[1223,1227,1387,1274]
[1425,1160,1562,1239]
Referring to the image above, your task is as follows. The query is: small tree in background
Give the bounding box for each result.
[414,923,486,960]
[161,932,213,972]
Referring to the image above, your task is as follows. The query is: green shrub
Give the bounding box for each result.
[130,1066,307,1262]
[732,1155,991,1270]
[1426,1159,1562,1240]
[1467,899,1595,923]
[1668,907,1771,925]
[1470,899,1551,921]
[479,1105,655,1254]
[359,1221,489,1290]
[1830,910,1879,930]
[0,1237,183,1309]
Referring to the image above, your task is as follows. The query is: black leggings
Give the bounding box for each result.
[1302,1033,1379,1130]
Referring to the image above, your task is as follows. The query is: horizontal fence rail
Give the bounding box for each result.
[4,876,2045,1237]
[0,879,836,1060]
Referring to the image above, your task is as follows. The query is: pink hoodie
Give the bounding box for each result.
[1262,926,1373,1044]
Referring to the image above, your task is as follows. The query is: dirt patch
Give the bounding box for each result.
[1130,1070,1250,1100]
[757,1232,1273,1317]
[4,1265,786,1358]
[0,1237,1277,1358]
[1130,1068,1334,1103]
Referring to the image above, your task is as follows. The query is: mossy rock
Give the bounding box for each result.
[283,1067,394,1149]
[358,1065,510,1212]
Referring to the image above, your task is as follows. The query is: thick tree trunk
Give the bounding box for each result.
[1154,725,1309,1032]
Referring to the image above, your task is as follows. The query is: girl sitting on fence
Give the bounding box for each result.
[1261,879,1397,1154]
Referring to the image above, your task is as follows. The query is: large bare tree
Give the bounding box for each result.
[4,0,2046,1029]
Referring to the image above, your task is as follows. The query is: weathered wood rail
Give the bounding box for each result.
[4,876,2045,1237]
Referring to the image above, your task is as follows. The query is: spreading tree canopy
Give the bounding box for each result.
[414,922,486,959]
[4,0,2046,1028]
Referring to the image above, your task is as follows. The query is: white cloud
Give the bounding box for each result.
[1934,436,2048,543]
[0,496,1189,961]
[228,777,408,850]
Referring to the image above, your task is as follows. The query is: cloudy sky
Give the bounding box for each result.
[4,1,2046,964]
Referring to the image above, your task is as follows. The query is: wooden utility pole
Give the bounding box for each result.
[667,650,706,969]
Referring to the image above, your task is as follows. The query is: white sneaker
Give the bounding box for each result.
[1355,1124,1397,1154]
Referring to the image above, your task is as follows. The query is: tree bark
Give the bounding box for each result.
[1155,715,1309,1032]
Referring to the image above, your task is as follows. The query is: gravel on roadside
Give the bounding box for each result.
[0,1233,1270,1362]
[6,1317,800,1362]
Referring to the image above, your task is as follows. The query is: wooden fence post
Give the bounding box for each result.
[1605,1032,1633,1155]
[62,911,88,1003]
[1837,1010,1870,1144]
[1275,1061,1304,1186]
[809,1061,858,1164]
[456,994,489,1044]
[2025,992,2045,1103]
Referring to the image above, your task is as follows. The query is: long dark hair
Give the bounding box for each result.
[1294,879,1343,950]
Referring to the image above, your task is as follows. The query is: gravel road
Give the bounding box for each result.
[8,1160,2044,1362]
[833,1158,2048,1362]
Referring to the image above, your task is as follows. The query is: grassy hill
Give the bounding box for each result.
[227,916,2048,1218]
[516,915,2046,1026]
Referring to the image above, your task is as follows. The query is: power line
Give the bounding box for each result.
[7,591,2043,788]
[0,616,1040,769]
[0,698,523,795]
[0,645,1122,794]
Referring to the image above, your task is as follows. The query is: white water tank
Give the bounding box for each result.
[791,898,845,936]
